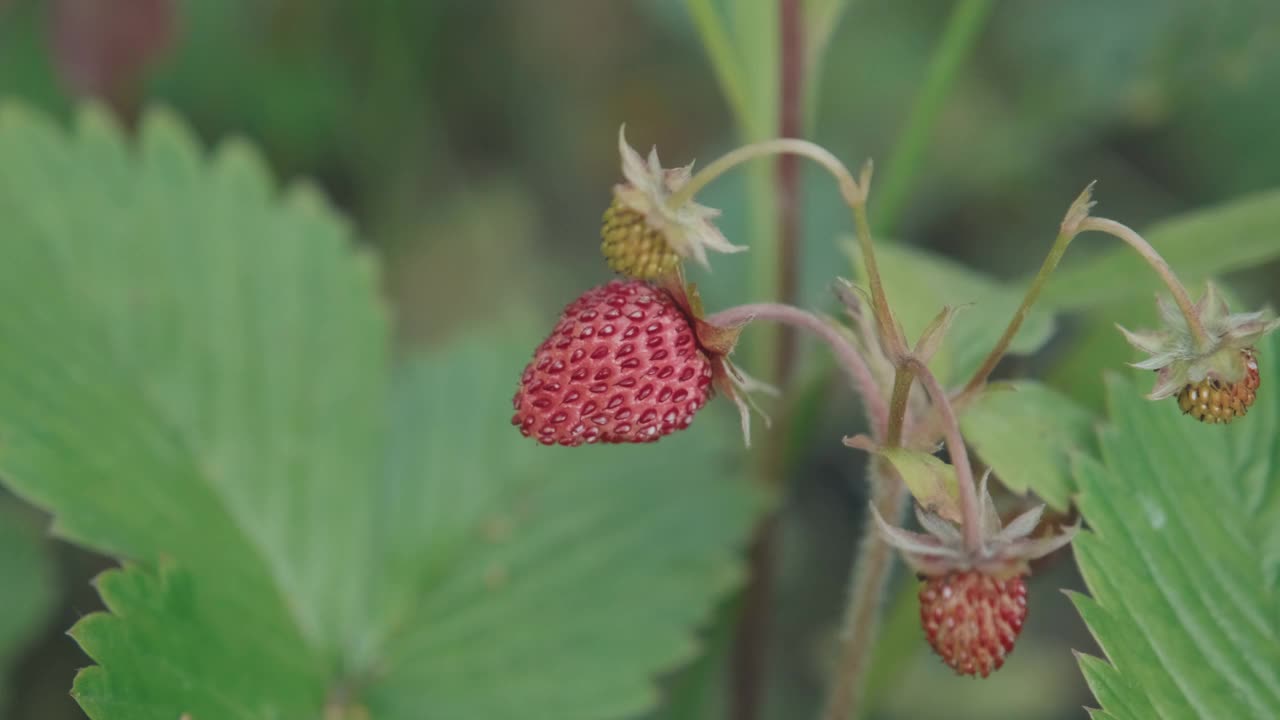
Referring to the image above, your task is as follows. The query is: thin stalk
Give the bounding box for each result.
[667,138,859,209]
[906,358,982,554]
[1080,217,1211,349]
[664,140,902,362]
[821,464,909,720]
[707,303,888,436]
[963,227,1073,395]
[875,0,995,235]
[852,199,907,356]
[821,363,913,720]
[775,0,805,384]
[883,365,914,448]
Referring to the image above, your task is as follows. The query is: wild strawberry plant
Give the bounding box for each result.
[0,105,761,719]
[0,5,1279,720]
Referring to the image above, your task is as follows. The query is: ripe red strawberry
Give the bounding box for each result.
[512,280,713,446]
[919,570,1028,678]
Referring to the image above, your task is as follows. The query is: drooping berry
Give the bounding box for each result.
[601,198,681,280]
[512,280,713,446]
[1176,348,1260,424]
[1120,283,1278,423]
[918,570,1028,678]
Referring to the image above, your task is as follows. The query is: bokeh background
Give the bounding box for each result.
[1,1,1278,718]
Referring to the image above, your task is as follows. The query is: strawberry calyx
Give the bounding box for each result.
[869,471,1078,579]
[1120,282,1279,408]
[656,268,776,446]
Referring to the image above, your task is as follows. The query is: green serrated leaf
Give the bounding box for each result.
[366,340,762,719]
[1041,187,1280,311]
[71,563,325,719]
[960,381,1096,510]
[856,243,1056,385]
[0,501,58,708]
[0,104,762,719]
[1076,650,1147,720]
[1070,331,1280,719]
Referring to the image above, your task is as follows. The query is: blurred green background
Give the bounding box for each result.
[1,1,1278,718]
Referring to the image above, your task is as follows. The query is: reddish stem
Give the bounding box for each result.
[775,0,805,385]
[729,3,804,719]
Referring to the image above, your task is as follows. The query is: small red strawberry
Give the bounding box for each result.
[919,570,1028,678]
[869,472,1077,678]
[512,280,713,446]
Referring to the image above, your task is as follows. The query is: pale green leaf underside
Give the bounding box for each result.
[0,502,58,708]
[858,243,1056,385]
[960,381,1095,510]
[1042,187,1280,311]
[0,105,761,719]
[1071,331,1280,719]
[876,447,960,522]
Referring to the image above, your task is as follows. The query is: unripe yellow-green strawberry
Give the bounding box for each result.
[601,198,680,280]
[1176,348,1260,424]
[1120,283,1278,424]
[606,127,744,276]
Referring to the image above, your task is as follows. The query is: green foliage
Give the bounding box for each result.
[0,105,760,719]
[1070,331,1280,719]
[873,0,994,235]
[0,502,57,708]
[960,381,1095,510]
[801,0,852,128]
[859,243,1056,385]
[1042,188,1280,311]
[685,0,776,142]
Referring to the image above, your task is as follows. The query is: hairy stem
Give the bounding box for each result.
[906,358,982,554]
[665,140,903,363]
[707,303,888,437]
[1079,217,1211,349]
[667,138,859,210]
[851,197,907,357]
[883,358,915,449]
[963,227,1074,395]
[821,363,913,720]
[821,464,910,720]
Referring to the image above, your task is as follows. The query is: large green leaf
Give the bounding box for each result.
[858,243,1057,385]
[367,342,760,718]
[0,105,760,719]
[1041,187,1280,311]
[1070,331,1280,718]
[960,381,1096,510]
[0,501,58,708]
